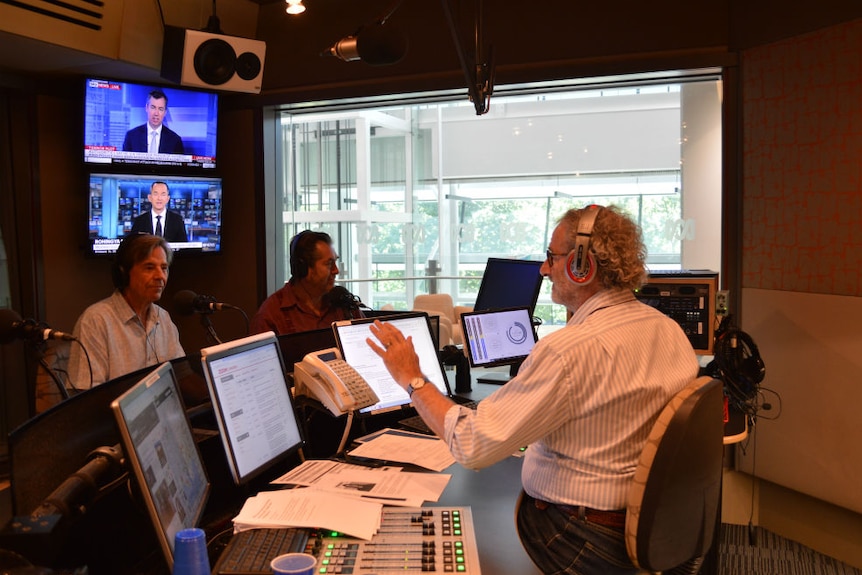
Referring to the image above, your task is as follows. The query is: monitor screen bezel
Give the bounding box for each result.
[199,331,306,486]
[85,170,223,257]
[110,362,210,572]
[461,306,539,369]
[83,76,219,173]
[332,312,451,415]
[473,258,545,315]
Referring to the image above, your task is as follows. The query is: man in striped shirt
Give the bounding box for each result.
[368,205,699,574]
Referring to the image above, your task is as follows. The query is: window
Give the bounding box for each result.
[264,73,722,330]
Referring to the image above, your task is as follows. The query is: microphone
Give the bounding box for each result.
[0,309,76,344]
[324,286,363,312]
[323,23,408,66]
[173,290,234,315]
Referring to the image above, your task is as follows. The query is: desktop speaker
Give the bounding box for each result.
[161,26,266,94]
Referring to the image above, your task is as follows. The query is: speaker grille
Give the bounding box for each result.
[193,39,237,86]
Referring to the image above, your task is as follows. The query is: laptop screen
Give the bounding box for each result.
[111,362,210,572]
[462,307,538,368]
[200,332,305,485]
[332,312,450,414]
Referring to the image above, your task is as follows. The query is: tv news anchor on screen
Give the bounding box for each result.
[250,230,364,335]
[366,205,700,575]
[122,88,185,155]
[130,181,188,242]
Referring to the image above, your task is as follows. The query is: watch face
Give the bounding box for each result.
[408,377,427,396]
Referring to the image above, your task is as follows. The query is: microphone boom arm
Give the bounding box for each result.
[441,0,494,115]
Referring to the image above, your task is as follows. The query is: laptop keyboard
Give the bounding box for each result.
[399,398,479,435]
[211,527,310,575]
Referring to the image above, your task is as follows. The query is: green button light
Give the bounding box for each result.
[457,565,466,571]
[456,556,465,563]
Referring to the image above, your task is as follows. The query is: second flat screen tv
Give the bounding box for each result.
[87,172,222,256]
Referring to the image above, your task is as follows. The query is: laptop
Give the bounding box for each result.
[331,312,473,410]
[331,313,476,431]
[111,362,210,572]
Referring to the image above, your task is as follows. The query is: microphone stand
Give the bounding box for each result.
[199,313,223,346]
[37,353,70,402]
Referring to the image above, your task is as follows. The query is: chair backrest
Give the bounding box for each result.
[625,376,724,572]
[413,293,455,318]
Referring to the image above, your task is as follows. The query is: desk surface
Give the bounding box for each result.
[438,455,541,575]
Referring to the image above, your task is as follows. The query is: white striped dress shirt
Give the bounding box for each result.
[442,288,699,510]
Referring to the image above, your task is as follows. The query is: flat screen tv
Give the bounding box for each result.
[87,172,222,255]
[83,77,218,171]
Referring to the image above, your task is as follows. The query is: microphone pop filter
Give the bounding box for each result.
[173,290,199,316]
[0,308,23,344]
[357,24,408,65]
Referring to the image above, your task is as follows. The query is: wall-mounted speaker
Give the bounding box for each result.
[161,26,266,94]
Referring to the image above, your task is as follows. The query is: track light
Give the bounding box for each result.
[285,0,305,15]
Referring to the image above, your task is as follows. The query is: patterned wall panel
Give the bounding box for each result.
[742,19,862,295]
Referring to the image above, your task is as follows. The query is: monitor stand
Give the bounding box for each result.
[476,363,521,385]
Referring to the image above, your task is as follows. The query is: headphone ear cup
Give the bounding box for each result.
[289,231,310,278]
[112,264,127,290]
[565,250,595,284]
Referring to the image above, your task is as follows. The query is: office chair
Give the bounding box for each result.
[625,376,724,574]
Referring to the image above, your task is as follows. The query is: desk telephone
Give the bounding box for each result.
[293,348,379,415]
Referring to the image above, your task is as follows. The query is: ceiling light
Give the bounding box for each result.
[285,0,305,15]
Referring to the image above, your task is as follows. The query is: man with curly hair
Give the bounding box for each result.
[366,205,699,574]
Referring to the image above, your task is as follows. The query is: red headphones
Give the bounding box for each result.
[565,205,601,285]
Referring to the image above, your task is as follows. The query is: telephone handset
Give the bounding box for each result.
[293,348,380,416]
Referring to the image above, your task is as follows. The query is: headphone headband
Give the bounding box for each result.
[566,205,601,284]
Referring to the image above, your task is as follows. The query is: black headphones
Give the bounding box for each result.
[289,231,313,279]
[565,205,601,285]
[112,234,140,290]
[715,328,766,407]
[290,230,332,279]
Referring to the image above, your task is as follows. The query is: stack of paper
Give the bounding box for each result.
[231,455,452,540]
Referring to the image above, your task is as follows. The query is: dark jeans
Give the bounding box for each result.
[516,491,640,575]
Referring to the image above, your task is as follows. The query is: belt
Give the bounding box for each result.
[533,498,627,529]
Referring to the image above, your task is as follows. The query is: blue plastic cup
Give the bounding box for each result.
[270,552,317,575]
[172,527,211,575]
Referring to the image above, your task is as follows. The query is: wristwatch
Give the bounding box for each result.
[407,377,428,397]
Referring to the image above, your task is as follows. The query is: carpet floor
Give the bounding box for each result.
[719,524,862,575]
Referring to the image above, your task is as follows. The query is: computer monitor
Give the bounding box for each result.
[332,312,450,415]
[462,307,538,369]
[473,258,544,315]
[277,327,338,375]
[200,332,305,485]
[111,362,210,572]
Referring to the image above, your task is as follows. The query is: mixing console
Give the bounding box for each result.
[313,506,482,574]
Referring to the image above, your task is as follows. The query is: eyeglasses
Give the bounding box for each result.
[546,249,567,268]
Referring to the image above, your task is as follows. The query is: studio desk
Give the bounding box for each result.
[1,356,738,575]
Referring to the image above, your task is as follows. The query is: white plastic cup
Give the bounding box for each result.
[270,552,317,575]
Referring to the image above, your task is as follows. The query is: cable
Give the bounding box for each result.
[336,410,356,455]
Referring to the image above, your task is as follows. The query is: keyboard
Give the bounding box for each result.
[210,527,311,575]
[399,398,479,435]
